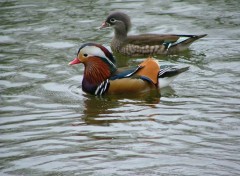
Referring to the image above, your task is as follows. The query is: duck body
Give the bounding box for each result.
[100,11,207,56]
[69,43,189,96]
[112,33,207,57]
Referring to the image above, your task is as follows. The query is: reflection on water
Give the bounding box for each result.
[82,89,162,124]
[1,0,240,175]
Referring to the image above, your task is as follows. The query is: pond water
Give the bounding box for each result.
[0,0,240,175]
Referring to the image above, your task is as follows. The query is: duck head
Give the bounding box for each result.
[99,11,131,36]
[69,43,117,94]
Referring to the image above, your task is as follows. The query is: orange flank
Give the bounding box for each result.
[108,78,155,94]
[108,58,160,94]
[69,43,189,96]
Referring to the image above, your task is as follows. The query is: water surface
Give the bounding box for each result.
[1,0,240,175]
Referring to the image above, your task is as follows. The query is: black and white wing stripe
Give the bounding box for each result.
[158,65,189,78]
[163,35,194,51]
[159,65,176,77]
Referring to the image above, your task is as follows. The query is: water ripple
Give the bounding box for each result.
[1,0,240,176]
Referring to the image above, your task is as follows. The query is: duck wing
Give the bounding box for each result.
[107,58,160,94]
[127,34,206,46]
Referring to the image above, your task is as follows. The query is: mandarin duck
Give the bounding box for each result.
[69,43,189,96]
[99,11,207,56]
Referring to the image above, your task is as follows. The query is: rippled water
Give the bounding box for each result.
[1,0,240,175]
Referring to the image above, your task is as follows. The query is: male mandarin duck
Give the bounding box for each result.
[99,11,207,56]
[69,43,189,96]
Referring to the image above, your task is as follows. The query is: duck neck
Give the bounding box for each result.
[114,25,128,39]
[82,59,116,94]
[112,25,128,51]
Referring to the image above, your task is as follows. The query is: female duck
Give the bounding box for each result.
[99,11,207,56]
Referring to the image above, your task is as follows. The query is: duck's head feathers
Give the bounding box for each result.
[71,43,115,64]
[100,11,131,34]
[69,43,117,94]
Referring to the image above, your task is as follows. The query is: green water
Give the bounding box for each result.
[0,0,240,175]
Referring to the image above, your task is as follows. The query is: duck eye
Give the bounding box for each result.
[83,53,88,57]
[110,18,116,23]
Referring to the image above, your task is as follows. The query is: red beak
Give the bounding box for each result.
[98,21,110,29]
[69,58,81,65]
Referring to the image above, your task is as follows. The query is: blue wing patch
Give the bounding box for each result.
[110,65,142,80]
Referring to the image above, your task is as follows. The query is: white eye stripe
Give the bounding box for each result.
[81,46,106,58]
[81,46,115,66]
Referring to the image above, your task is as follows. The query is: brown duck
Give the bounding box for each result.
[99,11,207,56]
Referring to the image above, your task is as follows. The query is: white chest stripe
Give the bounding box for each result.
[95,79,110,95]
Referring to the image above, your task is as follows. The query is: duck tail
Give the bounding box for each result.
[181,34,207,45]
[158,65,189,88]
[158,66,189,78]
[168,34,207,52]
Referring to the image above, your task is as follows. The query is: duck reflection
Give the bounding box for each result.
[81,87,175,125]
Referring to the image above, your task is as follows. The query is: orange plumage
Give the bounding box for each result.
[136,57,160,85]
[69,43,189,96]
